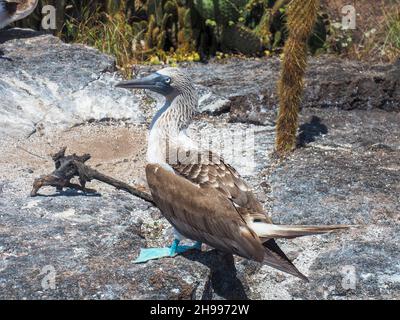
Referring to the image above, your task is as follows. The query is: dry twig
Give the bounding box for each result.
[31,147,154,205]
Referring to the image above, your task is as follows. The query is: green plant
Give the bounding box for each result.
[383,7,400,60]
[191,0,273,54]
[12,0,336,75]
[64,2,138,77]
[322,1,399,63]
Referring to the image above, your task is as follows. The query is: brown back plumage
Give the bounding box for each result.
[15,0,37,12]
[171,149,268,217]
[0,0,38,29]
[146,158,311,281]
[146,163,266,262]
[169,150,315,280]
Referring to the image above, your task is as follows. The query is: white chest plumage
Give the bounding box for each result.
[147,127,198,171]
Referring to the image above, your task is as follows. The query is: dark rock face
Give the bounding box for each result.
[185,56,400,124]
[2,29,398,135]
[0,29,399,300]
[304,57,400,112]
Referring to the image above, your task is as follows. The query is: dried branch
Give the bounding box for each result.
[31,147,154,205]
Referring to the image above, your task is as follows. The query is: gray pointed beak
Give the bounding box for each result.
[115,73,174,97]
[115,75,158,90]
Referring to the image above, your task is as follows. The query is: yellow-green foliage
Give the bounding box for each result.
[383,8,400,61]
[275,0,319,156]
[64,1,198,77]
[65,5,137,77]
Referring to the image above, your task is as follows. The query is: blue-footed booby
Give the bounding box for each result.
[0,0,38,29]
[116,68,349,281]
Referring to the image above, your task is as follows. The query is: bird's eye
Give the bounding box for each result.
[165,77,171,84]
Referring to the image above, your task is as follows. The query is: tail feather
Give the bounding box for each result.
[256,223,350,281]
[263,239,309,282]
[256,224,350,240]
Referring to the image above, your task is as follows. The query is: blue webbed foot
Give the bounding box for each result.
[133,240,202,263]
[133,247,173,263]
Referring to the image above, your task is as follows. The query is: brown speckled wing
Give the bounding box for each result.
[146,163,266,262]
[147,157,309,280]
[170,149,273,224]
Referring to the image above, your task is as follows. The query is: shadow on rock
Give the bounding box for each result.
[0,28,44,44]
[185,249,249,300]
[34,189,102,198]
[297,116,328,147]
[0,49,12,61]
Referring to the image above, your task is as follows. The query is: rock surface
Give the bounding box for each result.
[188,56,400,125]
[0,29,146,138]
[0,29,399,300]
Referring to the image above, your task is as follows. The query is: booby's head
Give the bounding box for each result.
[115,67,195,101]
[116,67,198,133]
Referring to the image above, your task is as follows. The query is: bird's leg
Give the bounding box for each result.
[193,241,202,250]
[169,239,180,255]
[173,240,202,254]
[133,240,202,264]
[133,239,182,263]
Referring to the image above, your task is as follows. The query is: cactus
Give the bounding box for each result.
[275,0,320,155]
[16,0,328,68]
[133,0,194,53]
[193,0,247,24]
[253,8,272,46]
[190,0,275,54]
[176,6,194,50]
[221,24,262,54]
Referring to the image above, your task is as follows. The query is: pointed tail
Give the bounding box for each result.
[255,224,351,281]
[256,224,350,239]
[263,239,309,282]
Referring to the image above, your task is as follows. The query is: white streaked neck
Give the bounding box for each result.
[147,95,198,166]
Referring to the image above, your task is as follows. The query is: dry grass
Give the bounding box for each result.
[347,3,400,62]
[62,2,201,78]
[64,4,140,77]
[59,1,399,82]
[383,7,400,60]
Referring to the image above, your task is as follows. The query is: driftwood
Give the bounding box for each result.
[31,147,154,205]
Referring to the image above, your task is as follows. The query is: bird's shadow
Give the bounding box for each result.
[184,249,249,300]
[34,189,102,198]
[297,116,328,147]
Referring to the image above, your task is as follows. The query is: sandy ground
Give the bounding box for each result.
[0,122,149,195]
